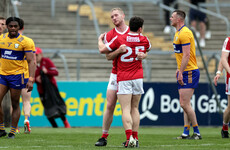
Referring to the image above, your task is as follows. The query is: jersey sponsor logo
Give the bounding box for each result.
[15,44,19,48]
[4,50,12,55]
[2,50,17,60]
[2,55,17,60]
[173,44,182,53]
[174,49,181,53]
[126,36,140,42]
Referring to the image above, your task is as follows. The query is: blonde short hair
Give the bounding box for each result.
[110,7,124,15]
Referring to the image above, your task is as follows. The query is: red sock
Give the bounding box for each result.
[125,129,132,140]
[132,131,138,140]
[223,124,228,131]
[101,133,109,139]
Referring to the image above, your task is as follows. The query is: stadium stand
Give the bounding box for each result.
[6,0,227,83]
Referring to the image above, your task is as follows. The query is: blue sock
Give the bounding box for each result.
[183,125,190,135]
[193,125,200,134]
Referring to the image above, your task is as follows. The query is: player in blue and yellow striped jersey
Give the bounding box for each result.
[0,17,36,139]
[170,10,201,140]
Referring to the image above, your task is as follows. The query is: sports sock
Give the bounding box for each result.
[222,122,229,131]
[125,129,132,140]
[25,115,30,121]
[9,126,17,135]
[132,131,138,140]
[193,124,200,134]
[183,125,190,135]
[101,130,109,139]
[0,123,5,131]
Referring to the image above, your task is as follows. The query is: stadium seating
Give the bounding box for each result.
[9,0,227,82]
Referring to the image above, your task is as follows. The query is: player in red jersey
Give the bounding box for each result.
[99,16,151,148]
[95,8,129,147]
[214,37,230,138]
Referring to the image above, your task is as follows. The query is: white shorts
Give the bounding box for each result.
[226,77,230,95]
[107,73,117,91]
[117,79,144,95]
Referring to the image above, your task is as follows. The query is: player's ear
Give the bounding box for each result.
[138,27,142,33]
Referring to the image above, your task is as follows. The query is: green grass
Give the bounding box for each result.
[1,127,230,150]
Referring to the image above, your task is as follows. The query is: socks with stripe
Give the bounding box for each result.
[9,126,17,135]
[25,115,30,121]
[193,124,200,135]
[101,130,109,139]
[183,125,190,135]
[0,123,5,131]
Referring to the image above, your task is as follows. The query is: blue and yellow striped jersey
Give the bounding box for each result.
[0,33,34,75]
[173,25,198,71]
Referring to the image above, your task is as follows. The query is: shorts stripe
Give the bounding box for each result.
[177,69,200,89]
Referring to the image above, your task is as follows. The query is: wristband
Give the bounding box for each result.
[216,70,221,75]
[29,77,35,82]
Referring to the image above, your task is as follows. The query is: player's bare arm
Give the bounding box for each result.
[106,44,126,60]
[221,51,230,74]
[214,61,223,86]
[98,33,110,54]
[25,51,36,92]
[178,45,190,86]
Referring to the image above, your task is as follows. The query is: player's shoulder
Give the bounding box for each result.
[106,28,116,36]
[43,57,51,61]
[107,26,129,36]
[0,33,8,40]
[139,33,150,42]
[22,35,34,42]
[225,37,230,42]
[181,26,192,34]
[179,27,193,37]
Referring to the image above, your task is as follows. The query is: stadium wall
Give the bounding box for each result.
[18,82,226,127]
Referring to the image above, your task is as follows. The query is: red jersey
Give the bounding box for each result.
[107,33,151,82]
[104,26,129,74]
[35,57,58,94]
[222,37,230,79]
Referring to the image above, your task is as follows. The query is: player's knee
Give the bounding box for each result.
[11,103,20,110]
[106,99,116,110]
[106,102,116,112]
[179,101,186,109]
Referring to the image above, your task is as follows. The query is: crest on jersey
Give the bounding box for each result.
[15,44,19,48]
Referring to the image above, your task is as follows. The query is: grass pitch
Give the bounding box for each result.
[0,127,229,150]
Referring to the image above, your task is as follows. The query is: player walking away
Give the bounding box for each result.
[170,10,201,140]
[214,37,230,138]
[0,17,36,139]
[98,16,151,148]
[95,7,129,147]
[17,18,36,134]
